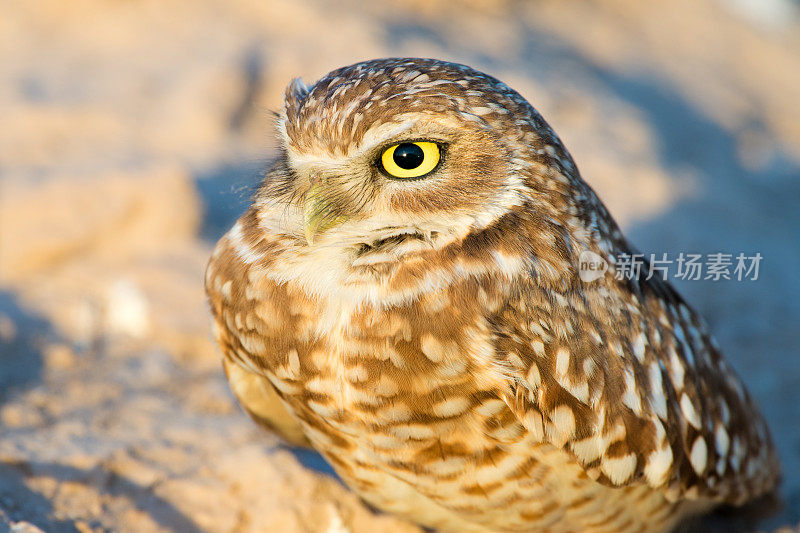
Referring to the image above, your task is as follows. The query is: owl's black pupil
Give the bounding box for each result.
[393,143,425,170]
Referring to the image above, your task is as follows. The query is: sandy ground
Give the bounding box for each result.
[1,0,799,531]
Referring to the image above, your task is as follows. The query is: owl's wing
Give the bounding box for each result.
[206,230,311,448]
[223,355,311,447]
[493,261,778,505]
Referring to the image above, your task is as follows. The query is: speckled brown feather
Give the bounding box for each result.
[206,58,779,532]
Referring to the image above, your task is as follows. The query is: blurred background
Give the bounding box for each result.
[1,0,799,531]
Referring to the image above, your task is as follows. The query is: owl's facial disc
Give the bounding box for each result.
[301,138,446,245]
[280,107,521,256]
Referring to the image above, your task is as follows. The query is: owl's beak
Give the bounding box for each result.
[303,180,350,245]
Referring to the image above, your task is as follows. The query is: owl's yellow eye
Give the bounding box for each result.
[380,141,440,179]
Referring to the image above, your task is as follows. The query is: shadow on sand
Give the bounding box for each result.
[0,291,206,532]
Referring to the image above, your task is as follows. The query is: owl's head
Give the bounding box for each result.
[254,58,592,288]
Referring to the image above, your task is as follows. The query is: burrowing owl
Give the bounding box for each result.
[206,58,779,532]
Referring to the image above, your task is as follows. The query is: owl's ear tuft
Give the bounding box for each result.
[284,77,310,112]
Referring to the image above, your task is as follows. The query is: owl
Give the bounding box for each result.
[205,58,779,532]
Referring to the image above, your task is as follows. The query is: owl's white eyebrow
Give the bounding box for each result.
[287,113,450,169]
[357,118,419,152]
